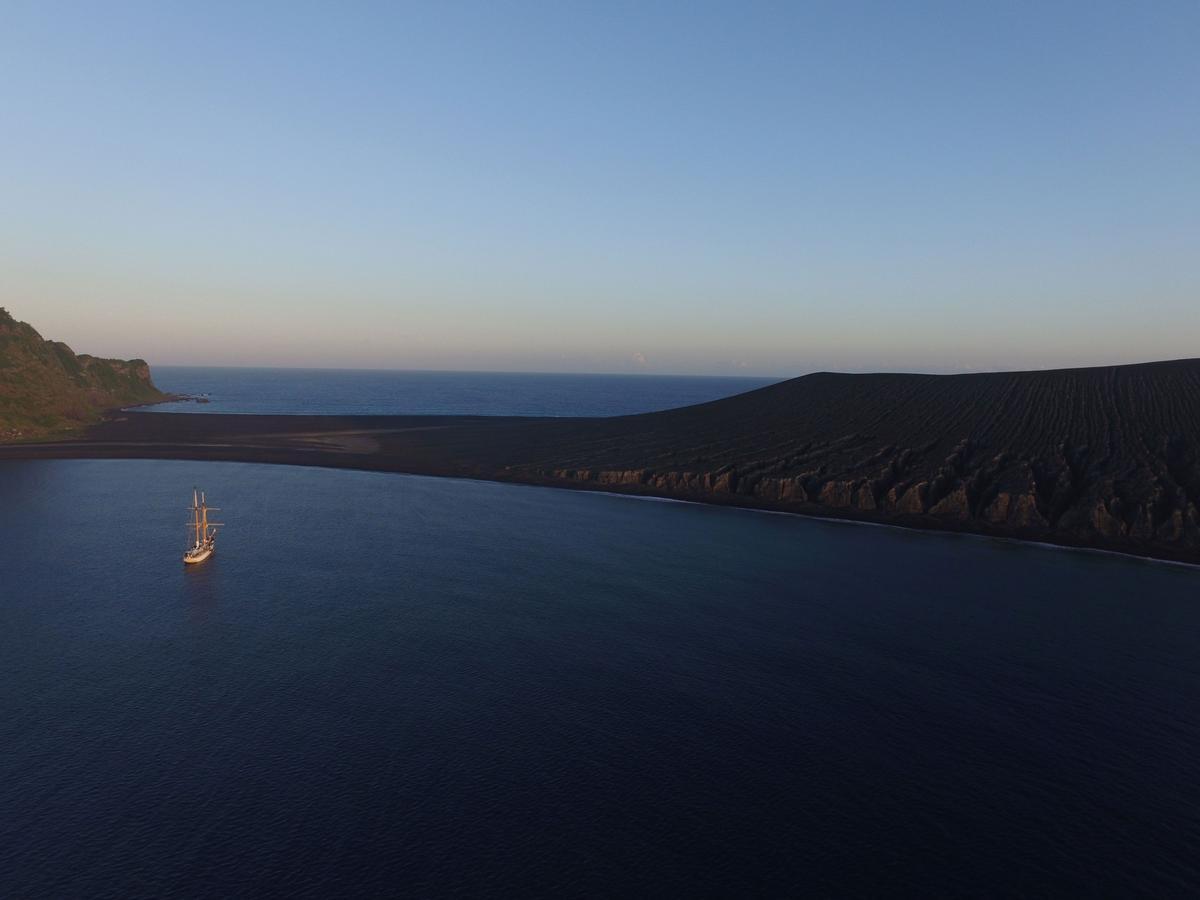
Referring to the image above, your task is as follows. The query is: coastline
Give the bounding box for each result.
[122,393,191,409]
[3,409,1198,568]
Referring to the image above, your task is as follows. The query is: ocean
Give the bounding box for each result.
[4,371,1200,896]
[147,367,779,417]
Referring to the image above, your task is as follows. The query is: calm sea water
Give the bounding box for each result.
[147,367,778,417]
[3,458,1199,896]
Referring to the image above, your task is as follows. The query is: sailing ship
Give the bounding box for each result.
[184,488,222,564]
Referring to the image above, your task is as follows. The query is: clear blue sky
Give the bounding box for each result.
[2,1,1197,374]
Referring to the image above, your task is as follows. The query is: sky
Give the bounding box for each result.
[2,1,1197,375]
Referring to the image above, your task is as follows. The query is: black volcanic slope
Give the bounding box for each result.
[5,358,1200,563]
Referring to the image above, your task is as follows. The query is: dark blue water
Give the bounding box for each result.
[146,367,778,417]
[3,459,1200,896]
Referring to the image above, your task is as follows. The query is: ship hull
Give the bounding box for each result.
[183,547,214,564]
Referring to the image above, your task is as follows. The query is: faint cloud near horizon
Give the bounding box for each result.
[629,351,648,368]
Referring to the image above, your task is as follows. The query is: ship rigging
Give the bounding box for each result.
[184,488,222,564]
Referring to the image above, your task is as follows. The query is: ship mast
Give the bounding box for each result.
[199,491,222,543]
[192,487,201,548]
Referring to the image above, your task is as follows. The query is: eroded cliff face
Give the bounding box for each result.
[0,308,167,440]
[512,363,1200,562]
[530,441,1200,558]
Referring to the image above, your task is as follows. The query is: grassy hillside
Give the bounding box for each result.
[0,308,167,440]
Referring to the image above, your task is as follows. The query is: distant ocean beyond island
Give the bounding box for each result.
[146,367,778,418]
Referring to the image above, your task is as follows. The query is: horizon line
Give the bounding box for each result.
[147,355,1200,380]
[150,363,789,379]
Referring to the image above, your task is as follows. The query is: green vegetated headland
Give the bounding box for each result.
[0,307,167,440]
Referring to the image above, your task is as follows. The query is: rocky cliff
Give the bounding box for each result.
[0,307,167,440]
[503,360,1200,562]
